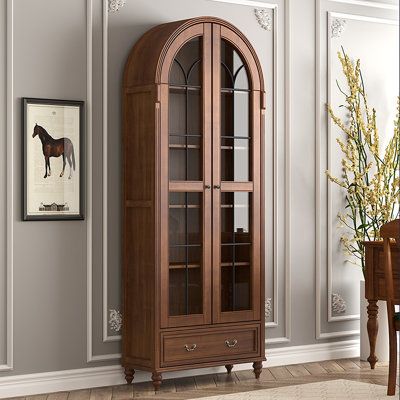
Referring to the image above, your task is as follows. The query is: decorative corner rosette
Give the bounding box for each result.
[109,308,122,332]
[109,0,126,13]
[254,8,272,31]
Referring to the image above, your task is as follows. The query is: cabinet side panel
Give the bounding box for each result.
[123,90,156,368]
[124,91,155,202]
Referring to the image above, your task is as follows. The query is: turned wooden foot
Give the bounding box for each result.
[225,364,233,374]
[367,299,379,369]
[124,367,135,384]
[253,361,262,379]
[151,371,162,391]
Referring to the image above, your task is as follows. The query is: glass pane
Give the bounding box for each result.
[221,192,251,243]
[169,135,202,181]
[170,61,186,86]
[220,193,252,312]
[221,39,249,90]
[169,192,203,316]
[221,137,250,181]
[170,38,202,86]
[220,40,251,182]
[169,37,203,182]
[221,91,250,137]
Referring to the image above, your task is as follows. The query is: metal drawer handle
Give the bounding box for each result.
[225,339,238,348]
[184,344,197,352]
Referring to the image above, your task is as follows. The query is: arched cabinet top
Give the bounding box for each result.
[124,16,264,91]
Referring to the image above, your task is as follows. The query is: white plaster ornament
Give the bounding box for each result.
[265,298,272,318]
[108,0,126,12]
[331,18,346,38]
[332,293,346,314]
[254,9,272,31]
[109,308,122,332]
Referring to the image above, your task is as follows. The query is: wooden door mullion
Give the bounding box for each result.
[212,24,222,324]
[203,23,213,325]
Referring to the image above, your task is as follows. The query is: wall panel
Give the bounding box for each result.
[316,0,398,339]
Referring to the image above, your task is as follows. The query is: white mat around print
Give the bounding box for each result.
[190,379,395,400]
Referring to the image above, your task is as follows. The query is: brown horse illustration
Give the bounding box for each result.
[32,124,76,179]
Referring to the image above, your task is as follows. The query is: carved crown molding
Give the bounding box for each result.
[109,0,126,12]
[254,8,272,31]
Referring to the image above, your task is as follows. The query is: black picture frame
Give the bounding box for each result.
[22,97,85,221]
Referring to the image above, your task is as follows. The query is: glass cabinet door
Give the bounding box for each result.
[162,30,212,328]
[221,192,252,312]
[212,32,261,324]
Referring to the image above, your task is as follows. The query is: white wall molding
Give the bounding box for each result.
[282,0,291,344]
[330,0,399,11]
[326,11,360,325]
[211,0,278,8]
[0,0,14,372]
[87,0,120,362]
[315,0,398,339]
[211,0,292,344]
[0,339,359,398]
[330,11,398,24]
[93,0,291,358]
[263,1,279,330]
[101,0,121,344]
[326,11,397,325]
[86,0,97,363]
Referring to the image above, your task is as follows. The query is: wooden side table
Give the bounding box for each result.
[364,241,400,368]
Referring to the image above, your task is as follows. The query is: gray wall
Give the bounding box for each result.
[0,0,398,377]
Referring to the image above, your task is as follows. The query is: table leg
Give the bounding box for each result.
[367,299,379,369]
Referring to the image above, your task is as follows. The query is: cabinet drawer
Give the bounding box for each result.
[161,325,260,367]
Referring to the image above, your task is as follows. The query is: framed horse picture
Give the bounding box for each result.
[22,98,84,220]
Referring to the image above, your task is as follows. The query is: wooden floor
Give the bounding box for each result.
[8,359,396,400]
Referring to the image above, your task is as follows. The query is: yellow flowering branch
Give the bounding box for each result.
[326,49,400,274]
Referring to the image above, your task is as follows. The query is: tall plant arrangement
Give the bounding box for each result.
[326,50,400,273]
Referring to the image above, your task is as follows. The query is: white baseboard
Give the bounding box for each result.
[0,339,360,398]
[266,339,360,367]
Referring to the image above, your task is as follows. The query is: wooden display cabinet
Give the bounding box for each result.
[122,17,266,390]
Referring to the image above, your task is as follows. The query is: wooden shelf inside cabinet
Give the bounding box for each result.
[169,144,201,150]
[221,262,250,267]
[221,146,248,150]
[169,204,201,209]
[169,263,201,270]
[221,87,251,93]
[221,204,249,209]
[169,84,201,92]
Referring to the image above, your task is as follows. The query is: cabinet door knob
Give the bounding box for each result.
[205,185,211,189]
[213,185,221,189]
[184,344,197,352]
[225,339,238,348]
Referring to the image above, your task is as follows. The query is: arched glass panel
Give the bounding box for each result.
[220,39,251,182]
[168,37,204,318]
[168,37,203,182]
[169,60,186,86]
[220,39,250,90]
